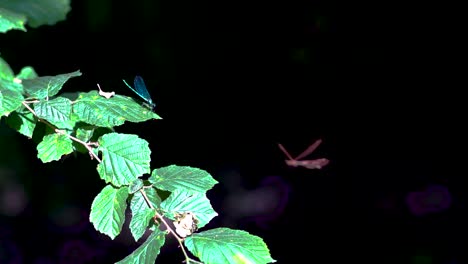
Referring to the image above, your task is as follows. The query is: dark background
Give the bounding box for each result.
[1,0,467,263]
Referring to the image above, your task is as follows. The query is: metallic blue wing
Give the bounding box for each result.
[133,75,153,105]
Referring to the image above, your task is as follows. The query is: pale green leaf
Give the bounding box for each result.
[0,7,26,33]
[5,111,36,138]
[0,0,71,28]
[89,184,129,240]
[160,189,217,229]
[72,91,161,128]
[115,228,166,264]
[22,70,81,99]
[149,165,218,194]
[185,228,276,264]
[96,133,151,187]
[0,77,23,92]
[129,188,161,242]
[34,97,71,123]
[15,66,38,80]
[36,133,73,163]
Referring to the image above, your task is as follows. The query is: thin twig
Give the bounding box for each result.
[139,189,200,263]
[22,101,101,162]
[55,129,101,162]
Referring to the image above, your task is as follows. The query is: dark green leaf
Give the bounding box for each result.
[0,56,14,79]
[0,0,71,28]
[22,70,81,99]
[5,111,36,138]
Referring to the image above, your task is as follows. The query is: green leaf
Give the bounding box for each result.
[5,111,36,138]
[129,208,155,243]
[149,165,218,194]
[36,133,73,162]
[0,0,71,28]
[96,133,151,187]
[129,179,144,194]
[72,91,161,128]
[22,70,81,99]
[185,228,276,264]
[51,111,80,131]
[0,77,23,92]
[160,189,217,229]
[0,88,24,117]
[129,188,161,242]
[34,97,71,123]
[0,7,27,33]
[115,228,166,264]
[75,125,95,142]
[131,187,161,211]
[15,66,38,80]
[0,56,14,79]
[89,184,129,240]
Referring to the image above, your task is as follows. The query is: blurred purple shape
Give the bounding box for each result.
[0,240,22,264]
[59,240,95,264]
[222,174,290,229]
[33,257,53,264]
[48,205,89,234]
[406,184,452,216]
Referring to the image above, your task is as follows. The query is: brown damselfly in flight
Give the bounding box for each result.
[278,139,329,169]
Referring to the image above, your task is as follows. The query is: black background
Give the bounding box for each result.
[1,1,467,263]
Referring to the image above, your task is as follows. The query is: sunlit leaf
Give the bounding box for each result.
[129,207,155,242]
[34,96,71,123]
[149,165,218,194]
[96,133,151,187]
[160,189,217,229]
[115,228,166,264]
[185,228,276,264]
[129,187,161,242]
[72,91,161,128]
[0,7,26,33]
[36,133,73,162]
[89,184,129,240]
